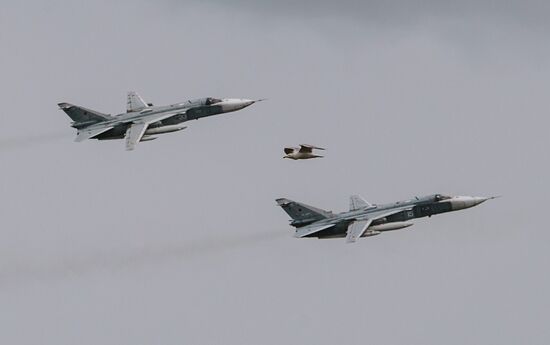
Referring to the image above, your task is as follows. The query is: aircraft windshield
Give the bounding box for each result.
[205,97,222,105]
[435,194,451,201]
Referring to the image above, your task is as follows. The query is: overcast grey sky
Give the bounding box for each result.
[1,1,549,344]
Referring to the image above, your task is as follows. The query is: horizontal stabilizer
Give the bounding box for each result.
[276,198,332,226]
[58,103,113,127]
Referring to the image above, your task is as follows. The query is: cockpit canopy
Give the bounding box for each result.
[434,194,452,201]
[183,97,223,107]
[205,97,222,105]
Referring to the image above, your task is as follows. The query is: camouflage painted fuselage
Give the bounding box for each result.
[276,194,493,240]
[308,195,452,238]
[94,100,226,140]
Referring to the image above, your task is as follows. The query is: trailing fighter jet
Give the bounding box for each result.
[283,144,325,160]
[276,194,497,243]
[58,92,260,150]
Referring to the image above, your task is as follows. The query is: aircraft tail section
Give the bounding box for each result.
[276,198,332,227]
[127,91,149,113]
[58,103,113,128]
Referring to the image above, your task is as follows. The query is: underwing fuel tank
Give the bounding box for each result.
[368,222,413,232]
[140,136,157,142]
[361,230,381,237]
[144,125,187,135]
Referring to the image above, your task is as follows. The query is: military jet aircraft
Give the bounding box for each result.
[58,92,260,150]
[283,144,325,160]
[276,194,497,243]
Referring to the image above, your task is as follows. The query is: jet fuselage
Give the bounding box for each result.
[277,194,495,240]
[94,98,255,140]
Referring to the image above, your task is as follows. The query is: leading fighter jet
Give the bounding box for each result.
[276,194,497,243]
[58,92,260,150]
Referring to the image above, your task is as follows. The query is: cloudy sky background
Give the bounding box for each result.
[1,1,549,344]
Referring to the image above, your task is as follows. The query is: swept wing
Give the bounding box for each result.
[125,122,149,151]
[123,111,185,151]
[294,206,413,240]
[345,219,373,243]
[345,206,414,243]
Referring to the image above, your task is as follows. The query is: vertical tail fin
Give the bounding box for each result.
[127,91,149,113]
[349,195,372,211]
[276,198,332,227]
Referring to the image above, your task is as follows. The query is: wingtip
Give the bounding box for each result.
[276,198,291,206]
[300,144,325,150]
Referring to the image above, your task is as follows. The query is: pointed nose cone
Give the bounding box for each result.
[221,98,257,112]
[449,196,495,211]
[242,99,255,107]
[472,196,490,206]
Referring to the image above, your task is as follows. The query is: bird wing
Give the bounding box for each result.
[299,144,324,153]
[284,147,295,154]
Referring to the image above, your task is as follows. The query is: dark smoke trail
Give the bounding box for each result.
[0,229,288,288]
[0,131,70,151]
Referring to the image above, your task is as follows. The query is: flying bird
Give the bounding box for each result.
[283,144,325,160]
